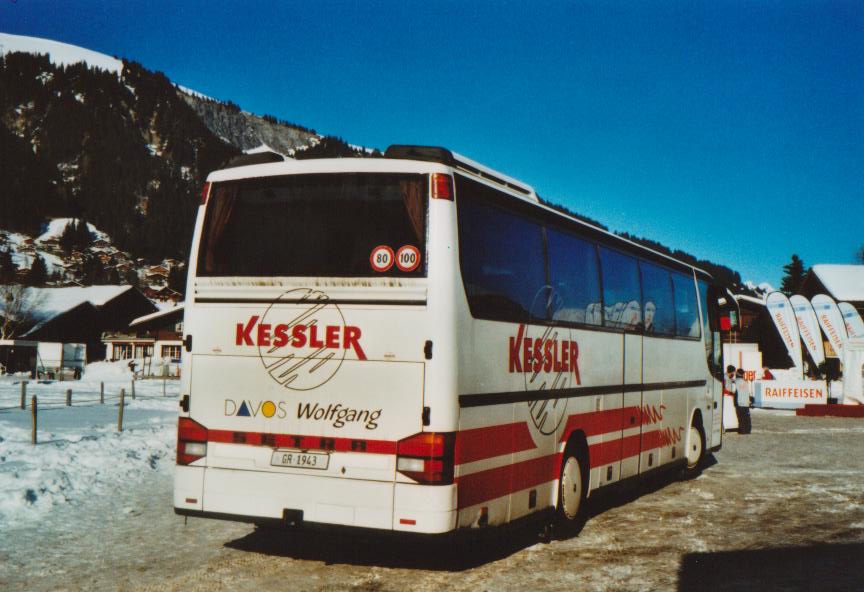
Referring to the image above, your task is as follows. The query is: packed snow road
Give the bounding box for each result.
[3,406,863,591]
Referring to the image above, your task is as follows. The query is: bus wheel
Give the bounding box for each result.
[555,449,586,534]
[683,418,705,477]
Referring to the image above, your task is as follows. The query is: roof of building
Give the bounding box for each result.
[811,264,864,302]
[129,305,184,328]
[22,285,135,335]
[27,286,133,317]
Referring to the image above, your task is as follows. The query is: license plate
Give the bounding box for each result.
[270,450,329,470]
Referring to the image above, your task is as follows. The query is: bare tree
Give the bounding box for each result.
[0,285,46,340]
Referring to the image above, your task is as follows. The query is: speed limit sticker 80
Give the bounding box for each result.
[370,245,394,272]
[396,245,421,272]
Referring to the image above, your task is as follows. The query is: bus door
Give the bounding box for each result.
[703,283,731,447]
[620,332,642,479]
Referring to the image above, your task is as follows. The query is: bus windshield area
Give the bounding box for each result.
[198,173,427,277]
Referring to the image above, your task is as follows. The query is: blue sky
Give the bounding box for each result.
[1,1,861,287]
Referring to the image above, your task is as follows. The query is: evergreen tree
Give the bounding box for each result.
[104,256,120,284]
[75,219,94,249]
[81,254,105,284]
[167,265,187,295]
[59,219,94,254]
[0,248,17,283]
[124,268,140,288]
[59,220,76,254]
[27,254,48,286]
[293,136,367,160]
[780,254,807,295]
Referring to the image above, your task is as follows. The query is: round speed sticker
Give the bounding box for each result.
[396,245,421,272]
[370,245,394,272]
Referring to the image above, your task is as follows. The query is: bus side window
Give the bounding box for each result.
[639,261,676,335]
[546,228,602,326]
[598,247,642,331]
[456,177,547,322]
[672,272,701,338]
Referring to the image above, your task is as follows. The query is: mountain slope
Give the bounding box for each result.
[0,34,318,272]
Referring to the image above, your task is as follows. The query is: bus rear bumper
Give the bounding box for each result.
[173,466,457,534]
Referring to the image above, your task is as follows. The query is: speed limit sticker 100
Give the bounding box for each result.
[370,245,394,272]
[396,245,421,272]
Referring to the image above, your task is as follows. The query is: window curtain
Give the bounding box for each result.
[204,185,239,273]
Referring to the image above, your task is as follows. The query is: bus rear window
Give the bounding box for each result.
[198,173,427,277]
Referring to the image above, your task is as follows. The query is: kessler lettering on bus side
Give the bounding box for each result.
[235,315,367,360]
[508,323,581,384]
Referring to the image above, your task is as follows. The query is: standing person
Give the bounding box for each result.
[724,365,737,397]
[734,368,752,434]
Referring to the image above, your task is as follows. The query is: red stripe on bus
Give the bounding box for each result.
[559,406,641,443]
[455,422,537,465]
[456,453,561,509]
[206,430,397,454]
[457,428,672,508]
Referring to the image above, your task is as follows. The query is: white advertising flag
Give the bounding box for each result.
[811,294,848,359]
[838,302,864,338]
[766,291,804,378]
[789,294,826,369]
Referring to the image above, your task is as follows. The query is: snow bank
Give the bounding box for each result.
[81,360,134,381]
[0,377,178,527]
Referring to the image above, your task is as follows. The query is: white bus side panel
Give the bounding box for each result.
[642,335,706,467]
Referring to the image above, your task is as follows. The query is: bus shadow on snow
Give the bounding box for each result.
[225,455,718,571]
[677,542,864,592]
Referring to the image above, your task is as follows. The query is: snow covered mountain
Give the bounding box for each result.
[0,33,318,154]
[0,33,321,280]
[0,33,123,74]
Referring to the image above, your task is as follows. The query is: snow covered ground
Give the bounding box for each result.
[0,362,250,592]
[0,362,178,528]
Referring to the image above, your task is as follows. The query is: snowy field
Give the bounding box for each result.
[0,362,177,528]
[0,362,251,592]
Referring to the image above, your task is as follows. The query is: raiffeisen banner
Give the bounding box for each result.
[838,302,864,338]
[811,294,849,359]
[790,294,826,369]
[766,291,804,378]
[752,380,828,409]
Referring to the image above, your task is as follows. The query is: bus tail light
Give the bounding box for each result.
[200,182,211,205]
[396,431,455,485]
[430,173,453,200]
[177,417,208,465]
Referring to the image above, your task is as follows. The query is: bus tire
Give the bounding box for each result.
[555,444,587,535]
[683,414,705,478]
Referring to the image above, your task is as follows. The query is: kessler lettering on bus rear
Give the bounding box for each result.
[235,315,367,360]
[508,323,581,384]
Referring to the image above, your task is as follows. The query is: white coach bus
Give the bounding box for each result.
[174,145,727,534]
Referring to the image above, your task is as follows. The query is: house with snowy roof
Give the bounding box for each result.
[17,285,157,364]
[102,305,183,377]
[800,264,864,318]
